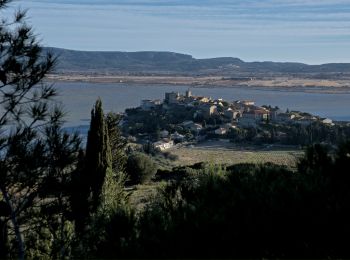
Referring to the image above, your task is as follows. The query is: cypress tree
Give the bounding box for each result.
[85,98,113,211]
[71,99,126,236]
[73,100,126,258]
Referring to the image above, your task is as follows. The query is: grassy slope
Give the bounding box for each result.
[128,142,303,209]
[170,147,302,168]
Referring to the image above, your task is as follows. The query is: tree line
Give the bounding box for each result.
[229,121,350,146]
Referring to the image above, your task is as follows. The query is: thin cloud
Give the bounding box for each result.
[14,0,350,64]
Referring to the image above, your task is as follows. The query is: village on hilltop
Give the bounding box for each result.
[123,90,335,151]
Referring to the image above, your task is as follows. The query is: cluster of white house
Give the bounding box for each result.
[141,90,334,151]
[152,131,185,151]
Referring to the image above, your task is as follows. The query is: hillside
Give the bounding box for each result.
[46,47,350,77]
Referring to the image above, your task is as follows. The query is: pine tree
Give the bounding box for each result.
[0,1,70,258]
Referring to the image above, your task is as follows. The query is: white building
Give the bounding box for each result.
[153,140,174,151]
[321,118,334,125]
[141,99,162,110]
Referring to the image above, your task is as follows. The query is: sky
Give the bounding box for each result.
[5,0,350,64]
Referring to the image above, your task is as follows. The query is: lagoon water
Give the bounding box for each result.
[54,82,350,131]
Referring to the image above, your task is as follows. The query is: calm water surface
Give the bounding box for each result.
[54,82,350,131]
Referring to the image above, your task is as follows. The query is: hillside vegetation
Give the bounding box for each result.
[46,47,350,76]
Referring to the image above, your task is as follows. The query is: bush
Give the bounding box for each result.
[126,153,157,184]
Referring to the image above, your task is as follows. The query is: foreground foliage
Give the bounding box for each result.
[82,142,350,259]
[0,1,81,258]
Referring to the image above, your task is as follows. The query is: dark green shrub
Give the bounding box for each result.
[126,153,157,184]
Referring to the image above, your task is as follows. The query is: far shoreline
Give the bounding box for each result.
[46,74,350,94]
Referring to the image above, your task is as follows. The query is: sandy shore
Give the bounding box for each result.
[47,74,350,94]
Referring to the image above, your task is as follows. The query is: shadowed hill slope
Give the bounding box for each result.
[46,47,350,76]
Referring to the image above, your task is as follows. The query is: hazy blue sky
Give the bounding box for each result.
[6,0,350,64]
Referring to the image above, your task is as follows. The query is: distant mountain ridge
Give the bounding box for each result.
[45,47,350,76]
